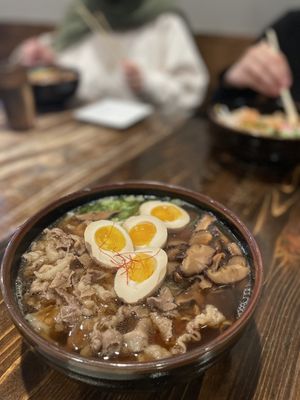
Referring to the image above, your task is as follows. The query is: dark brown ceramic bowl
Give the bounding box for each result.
[0,182,263,389]
[209,105,300,164]
[28,65,79,107]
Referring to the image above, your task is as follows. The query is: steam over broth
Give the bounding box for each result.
[17,195,252,362]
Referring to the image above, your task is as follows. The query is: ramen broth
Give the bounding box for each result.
[17,195,252,362]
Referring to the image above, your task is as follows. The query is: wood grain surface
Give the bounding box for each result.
[0,111,182,242]
[0,114,299,400]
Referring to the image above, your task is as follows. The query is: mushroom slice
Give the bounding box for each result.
[228,255,247,266]
[189,230,213,246]
[180,245,216,277]
[227,242,243,256]
[210,252,226,271]
[195,214,216,231]
[206,261,249,284]
[167,261,179,275]
[198,275,213,289]
[175,282,204,307]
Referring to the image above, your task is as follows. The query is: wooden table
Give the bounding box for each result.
[0,111,299,400]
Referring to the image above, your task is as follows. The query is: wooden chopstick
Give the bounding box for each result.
[75,1,123,62]
[76,1,109,36]
[266,29,299,125]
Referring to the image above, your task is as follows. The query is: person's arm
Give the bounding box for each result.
[127,14,209,114]
[213,12,295,105]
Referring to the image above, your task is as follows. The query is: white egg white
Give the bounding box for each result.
[123,215,168,249]
[84,220,134,268]
[139,200,190,230]
[114,248,168,304]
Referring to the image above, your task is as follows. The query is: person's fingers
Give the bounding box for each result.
[20,38,54,66]
[242,61,281,97]
[250,43,292,89]
[225,41,293,97]
[243,58,281,96]
[122,60,143,92]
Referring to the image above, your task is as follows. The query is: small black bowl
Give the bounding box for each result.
[209,100,300,165]
[28,65,79,108]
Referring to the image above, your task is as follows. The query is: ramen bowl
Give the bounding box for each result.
[209,103,300,164]
[0,182,263,389]
[28,65,79,107]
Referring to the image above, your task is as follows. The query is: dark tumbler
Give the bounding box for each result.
[0,62,35,130]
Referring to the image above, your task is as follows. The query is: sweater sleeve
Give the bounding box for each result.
[140,14,209,114]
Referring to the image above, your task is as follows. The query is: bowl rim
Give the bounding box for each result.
[0,181,263,374]
[208,104,300,143]
[27,65,80,88]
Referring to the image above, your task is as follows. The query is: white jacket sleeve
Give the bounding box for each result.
[140,14,209,114]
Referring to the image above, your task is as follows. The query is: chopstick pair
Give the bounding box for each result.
[75,1,124,63]
[266,29,299,125]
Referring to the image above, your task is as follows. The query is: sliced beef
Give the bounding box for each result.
[117,305,149,320]
[90,324,103,353]
[69,234,86,256]
[55,303,82,325]
[172,305,226,354]
[101,329,123,356]
[74,273,115,301]
[147,287,177,312]
[30,279,50,294]
[22,250,44,264]
[34,254,74,281]
[50,269,74,290]
[150,313,173,342]
[186,304,226,332]
[142,345,171,360]
[89,322,123,355]
[171,331,201,354]
[26,312,52,336]
[77,253,93,269]
[175,282,204,307]
[45,228,73,250]
[123,318,152,353]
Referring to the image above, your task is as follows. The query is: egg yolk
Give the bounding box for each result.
[129,222,157,247]
[151,204,182,222]
[94,226,126,252]
[128,253,156,283]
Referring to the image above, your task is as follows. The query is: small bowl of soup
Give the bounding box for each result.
[209,101,300,164]
[0,182,263,389]
[27,65,79,107]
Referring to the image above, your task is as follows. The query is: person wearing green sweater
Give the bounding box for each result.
[15,0,209,113]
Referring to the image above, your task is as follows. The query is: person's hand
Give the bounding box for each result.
[123,60,143,94]
[224,41,292,97]
[18,38,55,67]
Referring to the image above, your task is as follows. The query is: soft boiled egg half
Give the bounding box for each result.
[123,215,168,249]
[84,220,134,268]
[139,201,190,230]
[114,248,168,304]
